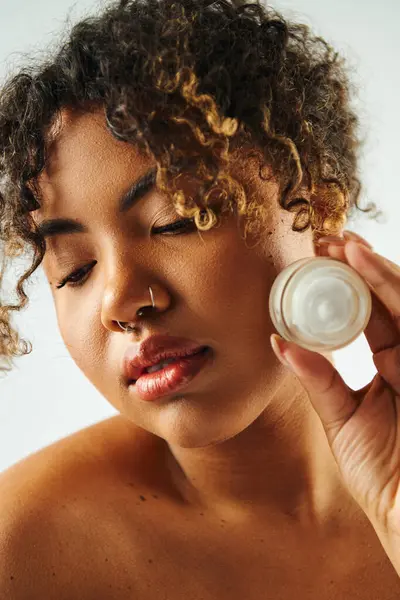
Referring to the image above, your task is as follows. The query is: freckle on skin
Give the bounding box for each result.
[140,495,146,501]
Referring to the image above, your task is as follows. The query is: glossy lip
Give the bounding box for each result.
[122,334,210,383]
[130,346,212,402]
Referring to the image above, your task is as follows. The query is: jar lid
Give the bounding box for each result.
[280,258,372,351]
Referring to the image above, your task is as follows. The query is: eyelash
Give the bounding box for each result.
[55,218,196,290]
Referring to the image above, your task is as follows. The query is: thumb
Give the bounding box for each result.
[270,333,357,444]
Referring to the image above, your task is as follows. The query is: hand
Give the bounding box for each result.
[270,230,400,545]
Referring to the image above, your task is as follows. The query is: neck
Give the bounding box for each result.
[166,366,356,529]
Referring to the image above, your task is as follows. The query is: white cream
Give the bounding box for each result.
[269,256,372,352]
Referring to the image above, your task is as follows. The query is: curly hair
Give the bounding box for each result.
[0,0,381,375]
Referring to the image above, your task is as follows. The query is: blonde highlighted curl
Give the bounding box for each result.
[0,0,381,374]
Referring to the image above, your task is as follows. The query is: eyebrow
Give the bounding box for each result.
[35,166,158,240]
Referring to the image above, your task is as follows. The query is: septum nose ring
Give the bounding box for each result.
[117,286,156,332]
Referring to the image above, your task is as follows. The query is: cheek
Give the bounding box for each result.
[197,233,277,354]
[65,332,106,389]
[57,305,101,373]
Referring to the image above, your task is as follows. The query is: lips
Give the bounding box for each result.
[122,334,210,383]
[142,348,204,374]
[132,346,211,402]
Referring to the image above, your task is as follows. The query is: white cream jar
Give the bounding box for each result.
[269,256,372,353]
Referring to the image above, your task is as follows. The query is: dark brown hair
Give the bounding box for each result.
[0,0,380,374]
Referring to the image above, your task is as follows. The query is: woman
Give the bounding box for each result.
[0,0,399,597]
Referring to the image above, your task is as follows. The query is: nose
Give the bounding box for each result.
[102,283,157,333]
[99,253,169,333]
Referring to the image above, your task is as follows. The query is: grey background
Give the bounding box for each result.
[0,0,398,474]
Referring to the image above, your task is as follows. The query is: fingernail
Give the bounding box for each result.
[343,230,373,249]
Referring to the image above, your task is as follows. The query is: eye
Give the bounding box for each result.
[55,261,96,290]
[55,218,197,290]
[152,217,196,235]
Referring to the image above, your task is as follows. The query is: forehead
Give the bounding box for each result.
[34,106,148,218]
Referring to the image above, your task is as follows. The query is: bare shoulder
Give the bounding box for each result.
[0,415,150,599]
[0,414,139,511]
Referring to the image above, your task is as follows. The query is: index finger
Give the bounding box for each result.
[344,241,400,353]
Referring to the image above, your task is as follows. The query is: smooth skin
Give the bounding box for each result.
[1,107,400,599]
